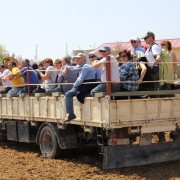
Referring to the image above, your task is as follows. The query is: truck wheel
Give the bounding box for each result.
[39,125,60,158]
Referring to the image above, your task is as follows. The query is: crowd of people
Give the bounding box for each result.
[0,31,178,122]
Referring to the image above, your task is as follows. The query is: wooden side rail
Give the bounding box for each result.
[0,94,6,97]
[51,92,63,97]
[94,89,180,98]
[34,93,51,97]
[19,93,35,97]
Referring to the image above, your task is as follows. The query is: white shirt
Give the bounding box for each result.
[99,54,120,82]
[0,69,12,87]
[44,66,57,92]
[145,43,161,66]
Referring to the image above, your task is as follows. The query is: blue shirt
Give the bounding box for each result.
[73,61,97,88]
[57,64,78,93]
[131,45,145,54]
[20,66,39,85]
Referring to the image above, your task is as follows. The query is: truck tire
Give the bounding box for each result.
[39,125,60,158]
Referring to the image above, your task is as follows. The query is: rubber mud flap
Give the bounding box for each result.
[103,142,180,169]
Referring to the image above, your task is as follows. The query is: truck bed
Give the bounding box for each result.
[0,92,180,133]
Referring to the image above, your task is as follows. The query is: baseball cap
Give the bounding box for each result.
[89,51,99,58]
[130,37,140,41]
[99,45,111,51]
[73,53,86,59]
[141,31,155,39]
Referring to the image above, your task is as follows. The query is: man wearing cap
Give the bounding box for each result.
[88,51,101,81]
[64,53,97,122]
[130,37,145,61]
[142,31,161,90]
[90,45,120,96]
[89,51,100,60]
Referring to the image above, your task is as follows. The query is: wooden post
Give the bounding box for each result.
[27,66,30,96]
[105,56,111,96]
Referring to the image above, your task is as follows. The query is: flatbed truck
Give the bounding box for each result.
[0,90,180,169]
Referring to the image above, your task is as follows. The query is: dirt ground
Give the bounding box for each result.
[0,140,180,180]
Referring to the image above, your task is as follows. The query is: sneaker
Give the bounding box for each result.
[63,113,76,123]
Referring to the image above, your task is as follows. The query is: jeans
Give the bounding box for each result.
[65,87,78,115]
[18,86,37,95]
[49,86,63,93]
[6,87,24,96]
[90,83,120,97]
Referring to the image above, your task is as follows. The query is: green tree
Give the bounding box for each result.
[0,44,9,64]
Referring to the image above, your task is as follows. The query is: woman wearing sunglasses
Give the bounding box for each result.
[119,49,139,91]
[159,40,174,90]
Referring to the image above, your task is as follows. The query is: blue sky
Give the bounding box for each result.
[0,0,179,61]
